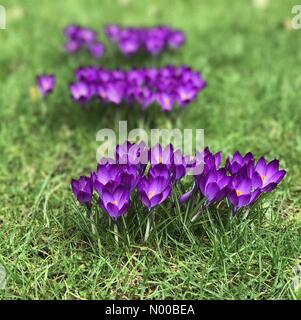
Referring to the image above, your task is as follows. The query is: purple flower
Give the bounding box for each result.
[156,93,174,111]
[104,25,121,41]
[64,25,80,39]
[254,157,286,192]
[92,163,122,195]
[36,74,55,97]
[149,144,174,167]
[116,141,148,167]
[77,27,97,44]
[176,85,197,106]
[99,184,130,220]
[198,169,230,205]
[89,42,104,58]
[225,151,254,175]
[69,81,92,104]
[168,30,185,49]
[227,174,262,213]
[119,37,140,55]
[71,176,93,207]
[65,41,80,53]
[149,164,171,180]
[138,176,172,209]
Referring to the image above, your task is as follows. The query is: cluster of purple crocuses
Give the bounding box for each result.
[64,25,104,58]
[104,25,185,55]
[71,142,286,225]
[69,65,206,111]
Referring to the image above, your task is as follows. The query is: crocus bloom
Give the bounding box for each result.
[227,175,262,213]
[225,151,254,175]
[65,41,80,53]
[156,93,174,111]
[138,176,172,209]
[69,82,92,104]
[254,157,286,192]
[198,169,230,205]
[168,30,185,49]
[71,176,93,207]
[89,42,104,58]
[149,144,174,167]
[99,184,130,219]
[36,74,55,97]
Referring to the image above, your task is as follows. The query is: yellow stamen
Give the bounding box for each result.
[181,92,187,100]
[148,191,154,199]
[236,190,242,197]
[261,175,266,182]
[158,156,162,164]
[163,97,170,106]
[112,200,118,205]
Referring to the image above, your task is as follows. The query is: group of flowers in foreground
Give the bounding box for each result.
[71,142,286,225]
[69,66,206,111]
[104,25,185,55]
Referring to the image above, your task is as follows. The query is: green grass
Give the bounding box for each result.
[1,0,301,299]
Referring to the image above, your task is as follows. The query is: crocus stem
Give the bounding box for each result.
[191,205,203,223]
[122,215,130,245]
[113,222,119,245]
[87,205,96,236]
[144,211,153,242]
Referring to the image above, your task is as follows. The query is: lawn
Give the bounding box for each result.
[0,0,301,300]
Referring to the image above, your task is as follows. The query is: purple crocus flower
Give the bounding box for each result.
[225,151,254,175]
[227,174,262,213]
[89,42,104,58]
[176,85,197,106]
[77,27,97,44]
[99,184,130,220]
[254,157,286,192]
[36,74,55,97]
[64,25,80,39]
[198,169,230,205]
[156,92,174,111]
[149,164,171,180]
[69,81,92,104]
[149,144,174,167]
[138,176,172,209]
[168,30,185,49]
[92,163,122,195]
[71,175,93,207]
[173,149,187,181]
[65,41,80,53]
[119,37,140,55]
[104,24,121,41]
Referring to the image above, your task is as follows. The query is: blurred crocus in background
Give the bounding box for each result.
[36,74,55,97]
[104,25,185,56]
[64,25,104,58]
